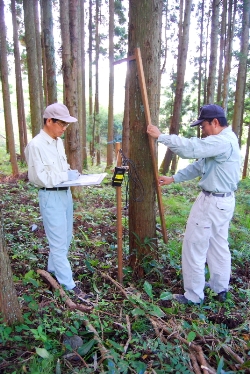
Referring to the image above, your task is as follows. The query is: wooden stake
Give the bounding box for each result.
[115,142,123,284]
[134,47,168,243]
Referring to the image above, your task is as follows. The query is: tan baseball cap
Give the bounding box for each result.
[43,103,77,123]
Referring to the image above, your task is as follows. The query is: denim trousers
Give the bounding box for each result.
[182,191,235,303]
[38,188,75,290]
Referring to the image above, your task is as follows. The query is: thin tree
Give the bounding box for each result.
[160,0,192,174]
[107,0,114,168]
[128,0,163,270]
[121,67,130,157]
[11,0,27,163]
[242,122,250,178]
[60,0,81,172]
[41,0,57,105]
[216,0,226,104]
[89,0,94,162]
[196,0,205,139]
[80,0,87,168]
[23,0,43,136]
[0,208,23,325]
[33,0,44,116]
[0,0,19,175]
[94,0,100,165]
[206,0,220,103]
[222,0,236,114]
[232,0,250,138]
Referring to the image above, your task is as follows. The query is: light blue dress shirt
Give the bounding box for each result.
[158,126,241,192]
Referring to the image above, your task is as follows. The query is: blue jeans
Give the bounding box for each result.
[38,188,75,290]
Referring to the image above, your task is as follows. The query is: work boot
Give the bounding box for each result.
[215,291,227,302]
[172,294,200,305]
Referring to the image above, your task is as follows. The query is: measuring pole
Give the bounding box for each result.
[134,48,168,243]
[115,142,123,284]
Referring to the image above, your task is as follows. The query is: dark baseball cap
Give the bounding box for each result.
[191,104,226,127]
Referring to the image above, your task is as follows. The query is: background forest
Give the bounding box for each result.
[1,0,250,373]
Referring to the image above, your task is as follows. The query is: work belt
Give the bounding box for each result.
[202,190,232,197]
[40,187,69,191]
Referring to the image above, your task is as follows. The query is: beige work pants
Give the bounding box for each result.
[182,191,235,303]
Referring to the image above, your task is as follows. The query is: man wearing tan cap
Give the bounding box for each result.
[147,104,241,305]
[25,103,91,303]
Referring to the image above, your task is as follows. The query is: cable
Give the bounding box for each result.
[119,149,145,203]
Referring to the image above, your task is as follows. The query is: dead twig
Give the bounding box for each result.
[122,315,132,358]
[37,269,93,313]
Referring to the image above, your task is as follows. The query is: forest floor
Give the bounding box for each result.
[0,168,250,374]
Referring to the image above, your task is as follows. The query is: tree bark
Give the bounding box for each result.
[0,0,19,176]
[11,0,28,163]
[0,208,23,325]
[232,0,250,137]
[128,0,163,268]
[23,0,43,137]
[41,0,57,105]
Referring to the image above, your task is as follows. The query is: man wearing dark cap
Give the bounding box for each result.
[25,103,90,303]
[147,104,241,305]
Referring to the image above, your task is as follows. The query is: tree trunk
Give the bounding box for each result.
[242,124,250,178]
[89,0,94,162]
[80,0,87,169]
[207,0,220,103]
[95,0,100,166]
[122,67,130,158]
[197,0,204,132]
[33,0,44,116]
[222,0,236,114]
[0,208,23,325]
[216,0,226,104]
[23,0,43,137]
[128,0,163,270]
[232,0,250,137]
[161,0,192,174]
[41,0,57,105]
[0,0,19,176]
[60,0,82,172]
[11,0,27,163]
[107,0,114,168]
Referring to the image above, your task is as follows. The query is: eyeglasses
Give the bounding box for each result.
[56,120,69,129]
[199,119,213,129]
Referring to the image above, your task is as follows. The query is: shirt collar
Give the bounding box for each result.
[40,129,58,144]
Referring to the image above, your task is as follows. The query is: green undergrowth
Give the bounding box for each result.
[0,170,250,373]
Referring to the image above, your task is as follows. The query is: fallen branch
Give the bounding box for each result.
[190,352,202,374]
[37,269,93,313]
[101,272,216,374]
[221,344,244,365]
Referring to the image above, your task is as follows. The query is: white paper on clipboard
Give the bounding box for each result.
[54,173,107,187]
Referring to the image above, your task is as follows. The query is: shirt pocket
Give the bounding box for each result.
[184,217,211,244]
[60,155,68,171]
